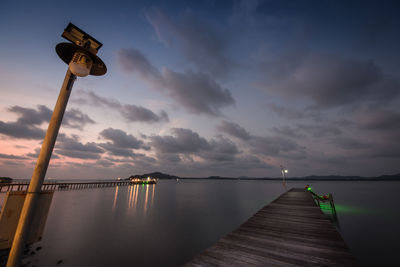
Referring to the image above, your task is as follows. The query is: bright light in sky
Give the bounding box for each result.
[1,0,400,179]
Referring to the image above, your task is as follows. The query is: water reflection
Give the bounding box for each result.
[128,184,134,208]
[144,184,149,214]
[135,185,139,209]
[113,184,157,216]
[112,186,119,211]
[152,184,155,206]
[22,180,400,267]
[335,204,370,214]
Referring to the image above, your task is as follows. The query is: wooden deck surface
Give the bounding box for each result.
[185,188,358,266]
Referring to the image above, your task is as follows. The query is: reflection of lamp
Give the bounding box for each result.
[7,23,107,267]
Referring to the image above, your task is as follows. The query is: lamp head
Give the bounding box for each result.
[56,23,106,76]
[56,43,106,76]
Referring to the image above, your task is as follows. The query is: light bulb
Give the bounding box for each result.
[68,51,93,77]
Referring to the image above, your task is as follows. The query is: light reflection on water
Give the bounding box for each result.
[122,184,156,215]
[111,184,157,216]
[21,180,282,267]
[335,203,371,214]
[112,186,118,211]
[2,180,398,267]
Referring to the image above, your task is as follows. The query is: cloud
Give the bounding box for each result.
[74,90,121,109]
[355,109,400,132]
[144,127,280,175]
[217,120,306,159]
[249,136,306,158]
[0,121,45,139]
[200,136,239,162]
[55,135,104,159]
[10,105,95,129]
[296,123,342,137]
[0,105,95,139]
[149,128,240,163]
[99,128,148,157]
[272,126,305,139]
[217,120,251,140]
[120,104,169,123]
[96,159,115,168]
[98,143,137,157]
[329,137,371,150]
[26,147,60,159]
[8,105,51,125]
[145,7,231,78]
[155,153,182,163]
[63,108,96,130]
[75,90,169,123]
[117,48,163,81]
[0,105,49,139]
[263,53,383,107]
[365,144,400,159]
[161,68,234,115]
[311,153,348,166]
[266,103,305,120]
[117,48,235,116]
[344,108,400,159]
[150,128,209,154]
[0,153,27,160]
[99,128,145,149]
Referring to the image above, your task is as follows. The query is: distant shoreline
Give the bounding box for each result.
[177,177,400,181]
[128,172,400,181]
[4,173,400,182]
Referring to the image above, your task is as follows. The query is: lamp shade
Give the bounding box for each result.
[56,42,107,76]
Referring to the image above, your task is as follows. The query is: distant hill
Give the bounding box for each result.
[126,172,400,181]
[0,177,13,183]
[127,172,179,180]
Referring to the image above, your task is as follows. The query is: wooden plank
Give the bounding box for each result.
[185,188,358,266]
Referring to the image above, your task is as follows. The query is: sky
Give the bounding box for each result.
[1,0,399,179]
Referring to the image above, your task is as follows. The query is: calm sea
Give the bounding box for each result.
[2,180,399,266]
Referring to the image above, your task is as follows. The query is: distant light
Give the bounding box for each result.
[284,169,288,173]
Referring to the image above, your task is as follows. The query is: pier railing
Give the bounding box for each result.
[0,181,132,193]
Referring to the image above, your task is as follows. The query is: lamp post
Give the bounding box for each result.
[6,23,107,267]
[280,165,288,188]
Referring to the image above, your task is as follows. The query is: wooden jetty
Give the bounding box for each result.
[185,188,358,266]
[0,181,132,193]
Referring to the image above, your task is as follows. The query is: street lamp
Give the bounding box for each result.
[280,165,288,188]
[56,23,106,76]
[7,23,107,267]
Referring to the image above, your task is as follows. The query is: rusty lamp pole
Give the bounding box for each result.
[7,23,107,267]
